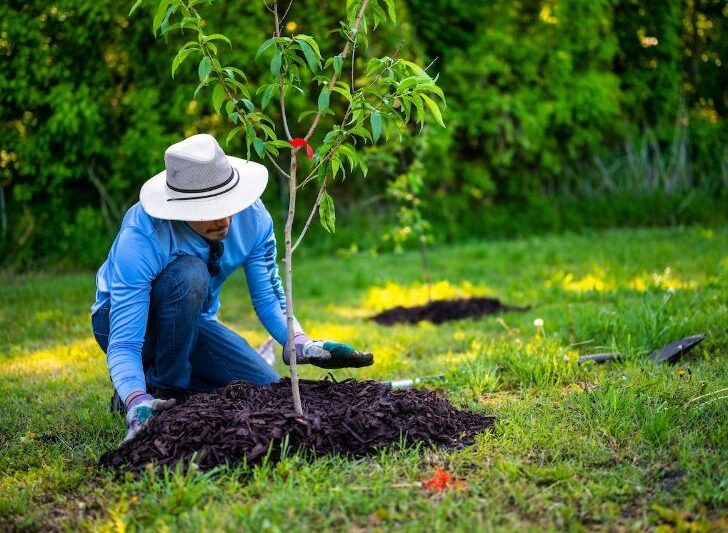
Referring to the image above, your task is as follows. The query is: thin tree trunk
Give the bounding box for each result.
[284,150,303,415]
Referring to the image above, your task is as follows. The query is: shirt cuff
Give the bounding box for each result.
[117,378,147,405]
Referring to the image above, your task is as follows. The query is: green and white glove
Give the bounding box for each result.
[283,332,374,369]
[122,393,176,444]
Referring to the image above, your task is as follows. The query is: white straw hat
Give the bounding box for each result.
[140,133,268,221]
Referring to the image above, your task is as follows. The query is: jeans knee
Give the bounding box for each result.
[154,255,209,307]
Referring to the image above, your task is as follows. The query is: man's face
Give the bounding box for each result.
[186,216,232,241]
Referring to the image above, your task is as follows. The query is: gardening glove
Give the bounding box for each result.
[122,393,176,444]
[283,332,374,369]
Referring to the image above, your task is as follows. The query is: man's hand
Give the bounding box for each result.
[122,393,176,444]
[284,332,374,369]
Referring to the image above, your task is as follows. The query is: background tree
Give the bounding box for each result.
[1,0,726,268]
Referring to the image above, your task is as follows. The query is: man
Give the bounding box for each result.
[91,134,373,443]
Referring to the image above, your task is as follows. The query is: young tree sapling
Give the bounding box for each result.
[133,0,445,414]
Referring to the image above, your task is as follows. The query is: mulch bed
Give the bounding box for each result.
[370,296,525,326]
[100,378,494,475]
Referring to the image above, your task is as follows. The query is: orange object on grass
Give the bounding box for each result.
[422,466,467,492]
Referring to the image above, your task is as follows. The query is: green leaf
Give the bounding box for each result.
[253,137,265,159]
[319,191,336,233]
[258,123,276,140]
[383,0,396,21]
[269,140,292,149]
[396,76,422,94]
[318,90,330,113]
[226,126,243,145]
[403,60,428,77]
[298,40,319,72]
[428,85,445,101]
[129,0,144,17]
[411,93,425,123]
[333,54,343,77]
[193,78,210,99]
[242,98,255,112]
[350,126,372,144]
[204,33,232,48]
[261,85,275,109]
[244,125,255,160]
[370,110,382,142]
[264,142,279,157]
[293,34,321,58]
[225,77,250,99]
[370,3,387,29]
[224,66,247,81]
[338,144,357,173]
[359,157,368,177]
[256,37,277,59]
[330,85,352,102]
[171,47,195,78]
[152,0,173,36]
[270,51,282,77]
[198,56,212,81]
[212,83,226,114]
[298,109,318,123]
[420,93,445,127]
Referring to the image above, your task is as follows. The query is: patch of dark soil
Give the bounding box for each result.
[100,378,494,475]
[659,469,687,492]
[370,297,525,325]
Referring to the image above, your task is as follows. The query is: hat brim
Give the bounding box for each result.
[139,156,268,221]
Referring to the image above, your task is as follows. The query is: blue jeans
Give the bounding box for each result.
[91,255,280,395]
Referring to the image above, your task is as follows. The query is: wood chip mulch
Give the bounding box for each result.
[100,378,494,474]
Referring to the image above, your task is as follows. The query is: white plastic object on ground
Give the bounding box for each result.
[257,337,276,366]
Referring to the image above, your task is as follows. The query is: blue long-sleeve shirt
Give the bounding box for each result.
[92,199,296,402]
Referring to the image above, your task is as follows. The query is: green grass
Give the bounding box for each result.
[1,226,727,531]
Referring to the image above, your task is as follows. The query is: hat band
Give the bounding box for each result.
[167,168,240,202]
[167,167,235,194]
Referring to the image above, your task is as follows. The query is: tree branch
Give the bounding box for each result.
[280,0,294,25]
[274,0,293,140]
[266,152,292,179]
[303,0,371,141]
[292,177,327,253]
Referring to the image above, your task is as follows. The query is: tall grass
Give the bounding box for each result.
[569,101,727,198]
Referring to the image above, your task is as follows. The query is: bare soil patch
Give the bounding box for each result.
[370,297,524,325]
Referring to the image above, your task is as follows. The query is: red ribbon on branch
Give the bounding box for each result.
[289,138,314,160]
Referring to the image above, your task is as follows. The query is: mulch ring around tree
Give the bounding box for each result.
[370,296,526,326]
[100,378,494,475]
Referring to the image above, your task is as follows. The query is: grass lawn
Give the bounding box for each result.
[1,226,727,531]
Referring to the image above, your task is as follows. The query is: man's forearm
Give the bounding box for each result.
[107,340,147,404]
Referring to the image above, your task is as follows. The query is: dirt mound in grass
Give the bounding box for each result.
[370,297,524,325]
[100,378,494,474]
